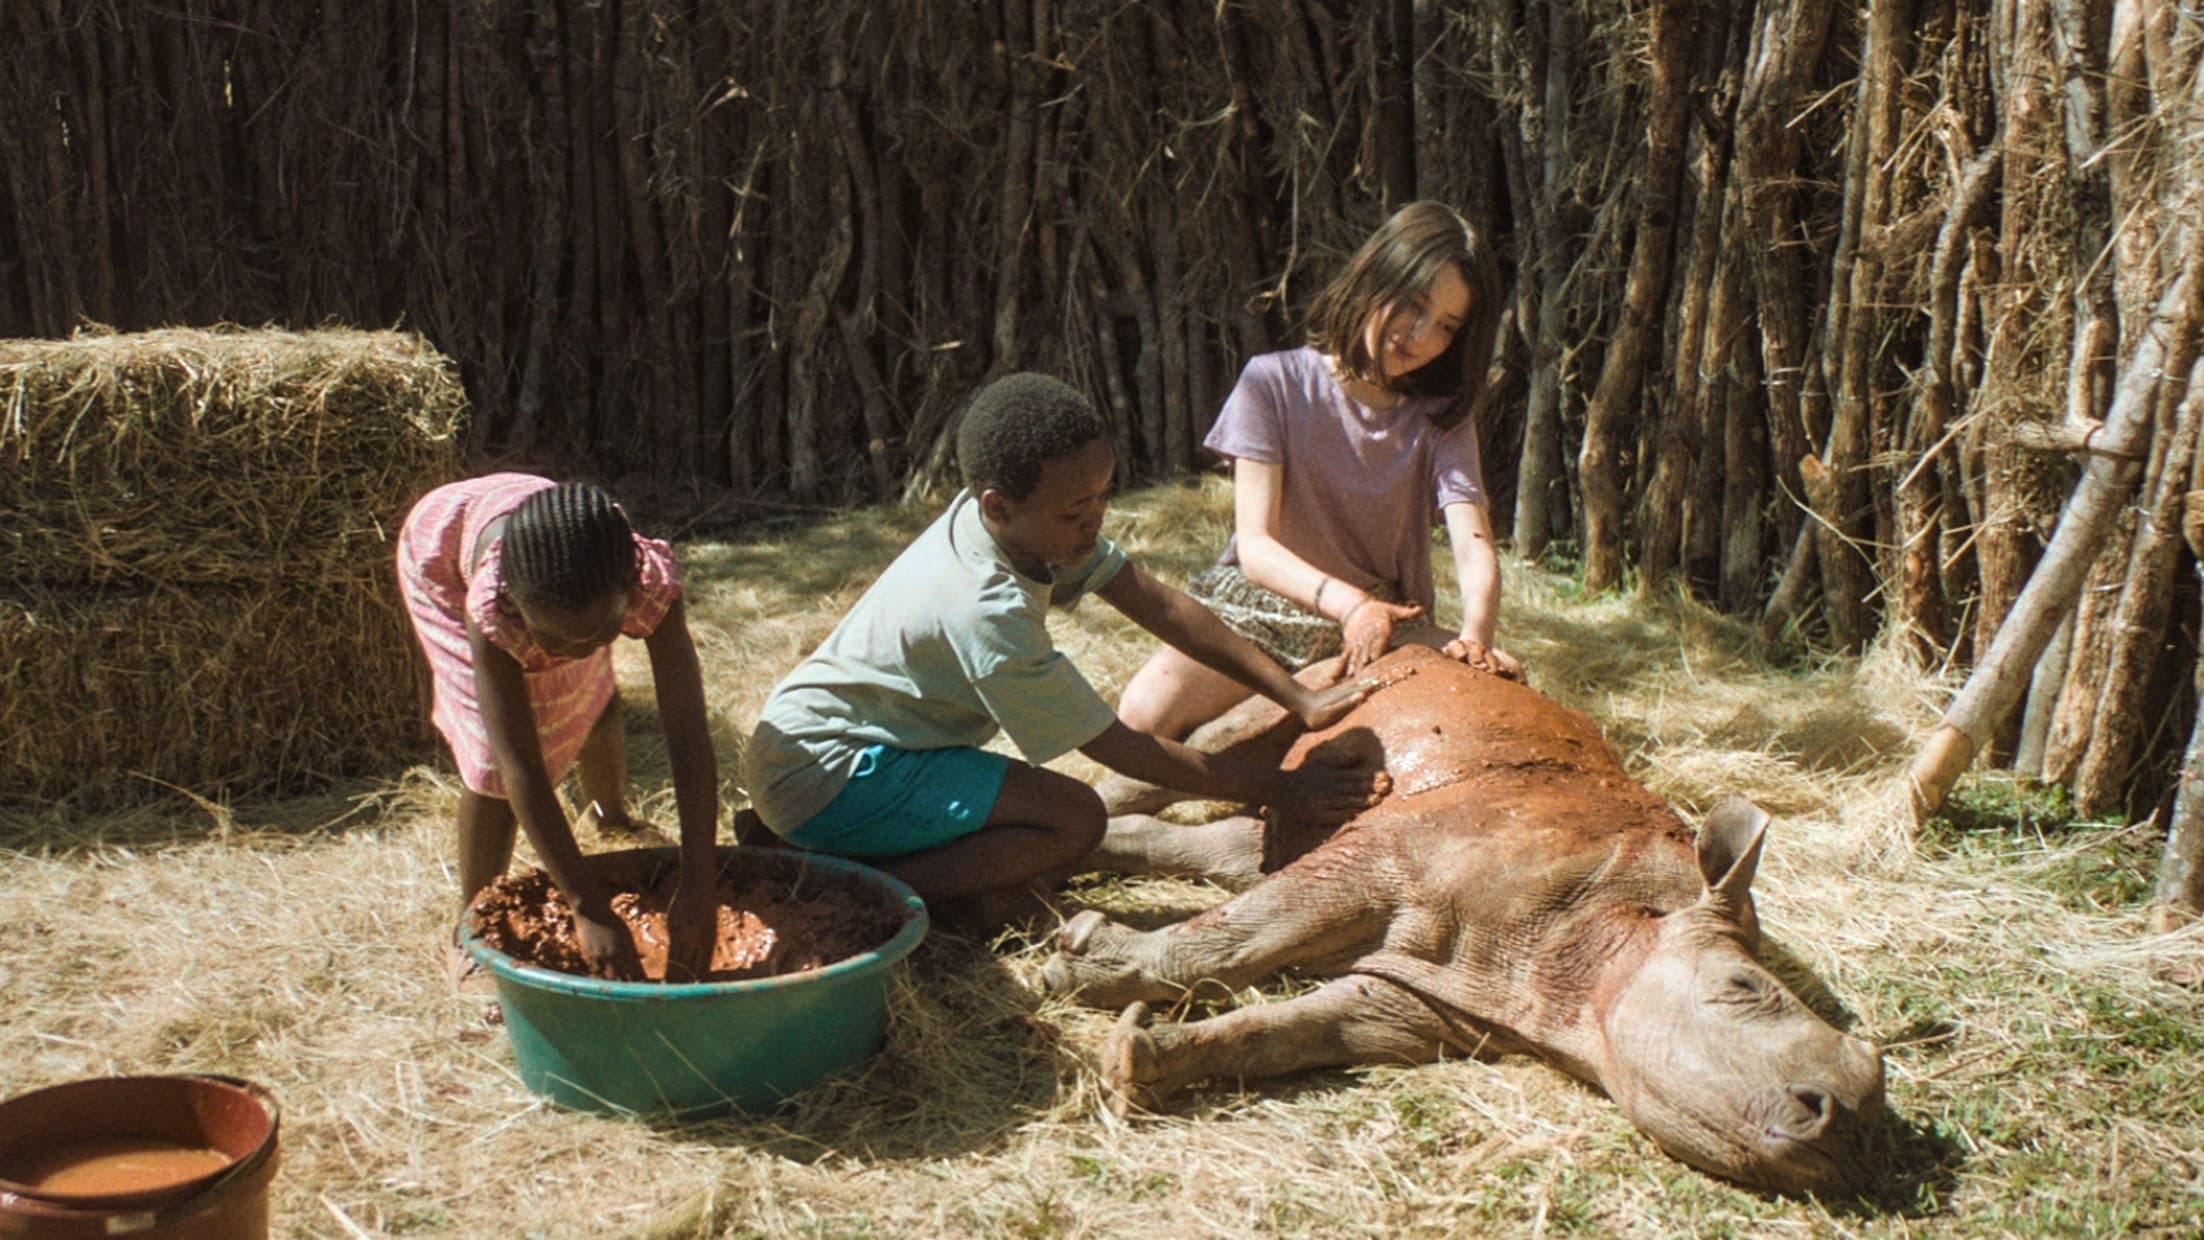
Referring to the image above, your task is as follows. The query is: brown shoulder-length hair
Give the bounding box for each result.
[1302,201,1503,431]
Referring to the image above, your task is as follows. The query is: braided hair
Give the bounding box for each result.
[957,372,1107,500]
[502,483,638,612]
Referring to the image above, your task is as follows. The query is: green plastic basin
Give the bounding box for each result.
[464,846,927,1118]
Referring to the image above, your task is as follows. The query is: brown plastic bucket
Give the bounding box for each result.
[0,1075,279,1239]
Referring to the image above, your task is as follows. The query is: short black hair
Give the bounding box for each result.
[503,483,638,612]
[956,372,1107,500]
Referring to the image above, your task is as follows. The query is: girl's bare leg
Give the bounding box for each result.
[1116,645,1257,741]
[575,692,635,830]
[456,789,518,906]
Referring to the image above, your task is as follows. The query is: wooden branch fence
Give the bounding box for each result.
[8,0,2204,920]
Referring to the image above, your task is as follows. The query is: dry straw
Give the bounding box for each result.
[0,326,467,804]
[7,479,2202,1235]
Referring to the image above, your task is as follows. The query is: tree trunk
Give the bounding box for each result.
[1511,0,1576,559]
[1638,1,1735,598]
[2153,488,2204,931]
[1814,0,1915,650]
[990,0,1037,370]
[1579,0,1695,592]
[1897,148,2001,664]
[1967,0,2061,759]
[1738,0,1838,575]
[2070,357,2204,816]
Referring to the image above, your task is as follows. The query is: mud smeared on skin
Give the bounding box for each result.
[1280,645,1690,853]
[471,856,907,983]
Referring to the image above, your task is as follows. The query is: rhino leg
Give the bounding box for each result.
[1103,975,1447,1114]
[1082,812,1268,889]
[1043,862,1388,1008]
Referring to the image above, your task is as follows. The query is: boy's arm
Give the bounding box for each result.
[644,596,722,981]
[1095,562,1371,730]
[1441,501,1522,680]
[1079,719,1387,824]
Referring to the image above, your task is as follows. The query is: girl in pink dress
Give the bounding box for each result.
[397,473,718,979]
[1119,201,1524,742]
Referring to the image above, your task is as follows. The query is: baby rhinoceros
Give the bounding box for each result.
[1047,644,1885,1196]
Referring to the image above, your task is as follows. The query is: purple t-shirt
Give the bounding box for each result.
[1204,346,1486,614]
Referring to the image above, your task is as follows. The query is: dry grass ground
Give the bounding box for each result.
[5,476,2202,1237]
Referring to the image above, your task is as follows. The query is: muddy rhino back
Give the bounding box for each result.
[1275,645,1705,918]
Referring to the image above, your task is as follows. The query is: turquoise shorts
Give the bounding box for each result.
[781,744,1010,860]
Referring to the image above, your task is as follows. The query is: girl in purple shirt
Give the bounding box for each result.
[1120,201,1524,740]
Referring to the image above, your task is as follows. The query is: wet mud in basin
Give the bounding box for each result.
[471,854,907,983]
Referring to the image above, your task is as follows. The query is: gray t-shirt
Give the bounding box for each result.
[745,489,1128,831]
[1206,346,1486,614]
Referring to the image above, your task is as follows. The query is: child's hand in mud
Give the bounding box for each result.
[663,872,719,983]
[573,901,645,981]
[1291,675,1378,732]
[1290,652,1419,732]
[1442,636,1524,682]
[1341,599,1425,675]
[1273,750,1392,827]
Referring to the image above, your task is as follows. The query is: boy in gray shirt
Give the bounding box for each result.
[746,373,1388,927]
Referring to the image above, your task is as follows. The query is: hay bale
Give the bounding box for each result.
[0,326,467,804]
[1,327,465,585]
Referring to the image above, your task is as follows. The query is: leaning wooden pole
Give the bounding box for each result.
[1909,248,2204,817]
[2151,485,2204,931]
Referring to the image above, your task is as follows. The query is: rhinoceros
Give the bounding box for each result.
[1048,644,1886,1196]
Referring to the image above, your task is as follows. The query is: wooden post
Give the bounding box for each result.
[1909,249,2204,817]
[2151,488,2204,931]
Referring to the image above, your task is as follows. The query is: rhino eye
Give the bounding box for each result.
[1716,972,1771,1005]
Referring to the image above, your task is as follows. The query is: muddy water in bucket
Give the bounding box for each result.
[0,1076,279,1239]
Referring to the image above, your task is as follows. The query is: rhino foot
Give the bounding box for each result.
[1043,911,1178,1008]
[1103,1001,1170,1118]
[1098,773,1183,817]
[1058,908,1109,955]
[1039,910,1112,999]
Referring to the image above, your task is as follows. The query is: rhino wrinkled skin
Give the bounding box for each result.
[1049,645,1886,1196]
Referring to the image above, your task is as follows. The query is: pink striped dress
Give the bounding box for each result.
[395,473,682,797]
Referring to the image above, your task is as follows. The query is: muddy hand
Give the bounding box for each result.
[663,880,718,983]
[1340,600,1424,675]
[1278,755,1392,825]
[573,903,645,981]
[1292,675,1378,731]
[1443,637,1524,682]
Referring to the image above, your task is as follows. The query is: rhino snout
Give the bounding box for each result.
[1750,1036,1886,1193]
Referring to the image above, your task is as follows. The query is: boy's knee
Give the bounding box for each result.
[1059,783,1108,859]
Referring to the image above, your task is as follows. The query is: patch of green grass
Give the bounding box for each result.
[1531,538,1586,582]
[1002,1185,1076,1238]
[2049,985,2204,1126]
[1917,774,2156,912]
[1065,1154,1178,1201]
[1925,772,2081,841]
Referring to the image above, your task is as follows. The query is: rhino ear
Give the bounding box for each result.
[1695,797,1770,913]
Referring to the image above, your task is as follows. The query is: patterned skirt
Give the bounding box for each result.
[1185,564,1401,670]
